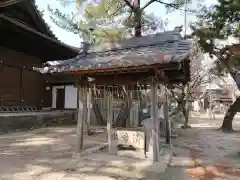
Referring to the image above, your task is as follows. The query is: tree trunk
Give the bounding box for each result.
[133,0,141,37]
[178,99,191,128]
[181,102,187,123]
[215,50,240,131]
[220,97,240,132]
[219,71,240,132]
[182,106,191,128]
[134,12,141,37]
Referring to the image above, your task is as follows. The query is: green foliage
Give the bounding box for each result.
[48,0,197,42]
[191,0,240,77]
[49,0,128,43]
[83,0,125,20]
[48,6,81,34]
[165,0,193,12]
[80,0,127,43]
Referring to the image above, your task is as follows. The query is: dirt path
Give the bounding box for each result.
[0,126,107,180]
[0,118,239,180]
[164,118,240,180]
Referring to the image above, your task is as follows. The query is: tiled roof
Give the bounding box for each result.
[44,31,192,73]
[0,14,79,53]
[205,89,233,101]
[0,0,76,50]
[0,0,24,7]
[0,0,53,37]
[31,0,57,39]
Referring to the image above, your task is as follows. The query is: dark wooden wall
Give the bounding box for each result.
[0,46,52,108]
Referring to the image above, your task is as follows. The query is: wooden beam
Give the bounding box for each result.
[90,73,152,86]
[0,0,25,7]
[19,68,23,101]
[163,85,171,145]
[87,88,92,131]
[76,84,87,153]
[94,70,185,86]
[150,77,160,162]
[51,66,187,86]
[75,80,80,125]
[107,90,113,152]
[0,61,35,72]
[64,62,181,76]
[83,89,88,133]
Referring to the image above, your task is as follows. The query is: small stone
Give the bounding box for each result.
[65,168,77,172]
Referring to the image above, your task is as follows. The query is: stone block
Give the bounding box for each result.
[145,152,172,180]
[117,150,146,159]
[111,128,145,150]
[145,162,166,180]
[141,118,156,153]
[73,143,108,158]
[0,111,77,133]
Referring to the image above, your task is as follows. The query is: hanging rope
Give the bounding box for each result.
[91,84,105,125]
[115,85,133,127]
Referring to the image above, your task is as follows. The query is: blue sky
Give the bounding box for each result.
[35,0,217,48]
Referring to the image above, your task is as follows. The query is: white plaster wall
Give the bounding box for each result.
[52,86,64,108]
[65,85,77,109]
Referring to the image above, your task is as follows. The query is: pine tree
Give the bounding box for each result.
[48,0,194,42]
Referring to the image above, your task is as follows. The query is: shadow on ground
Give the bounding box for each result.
[165,117,240,180]
[0,126,112,180]
[0,117,239,180]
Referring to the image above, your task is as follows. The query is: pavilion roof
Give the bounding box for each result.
[0,0,55,38]
[0,0,78,60]
[204,88,233,102]
[41,31,192,75]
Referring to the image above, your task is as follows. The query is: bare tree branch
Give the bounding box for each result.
[155,0,180,8]
[122,0,134,9]
[141,0,155,10]
[141,0,180,11]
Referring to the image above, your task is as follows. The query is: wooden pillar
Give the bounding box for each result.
[107,89,114,152]
[87,88,92,128]
[19,68,23,102]
[127,91,133,128]
[184,84,191,123]
[163,85,171,145]
[150,77,160,162]
[76,84,87,153]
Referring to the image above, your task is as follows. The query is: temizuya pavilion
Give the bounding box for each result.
[42,30,191,162]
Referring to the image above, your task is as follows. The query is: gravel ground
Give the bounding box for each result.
[0,116,239,180]
[0,126,107,180]
[164,116,240,180]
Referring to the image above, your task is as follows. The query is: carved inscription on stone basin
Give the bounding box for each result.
[111,129,145,150]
